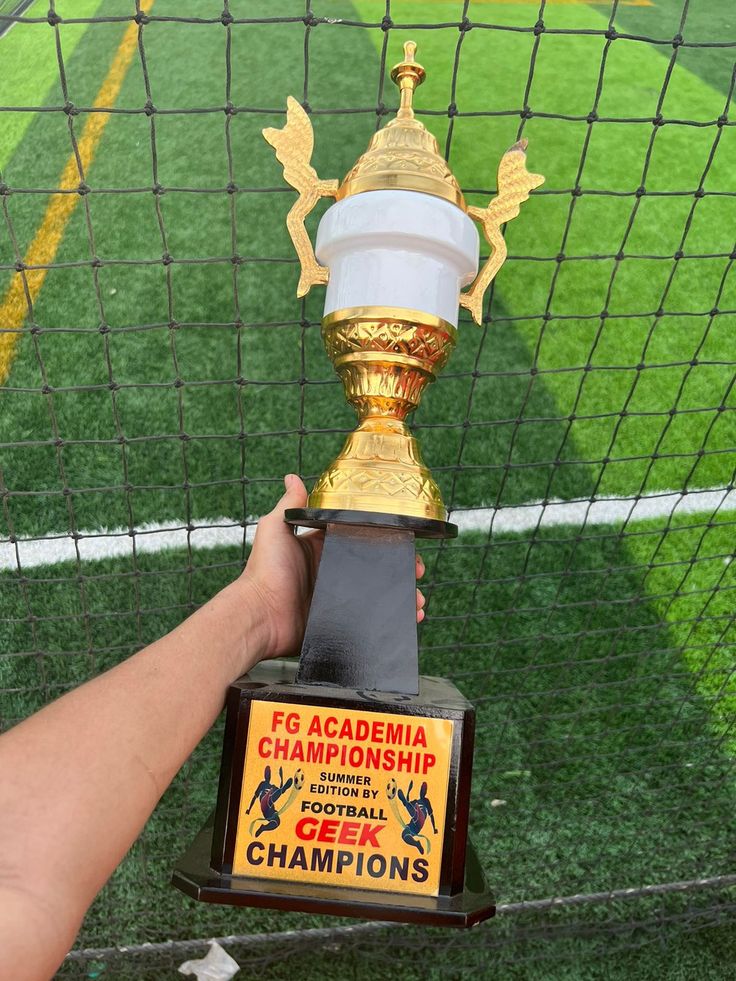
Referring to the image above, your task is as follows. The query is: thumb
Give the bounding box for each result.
[261,473,307,528]
[252,474,308,550]
[280,472,308,510]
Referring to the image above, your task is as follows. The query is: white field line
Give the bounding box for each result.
[1,487,735,572]
[452,487,736,535]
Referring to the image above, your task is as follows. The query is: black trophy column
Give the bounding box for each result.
[296,522,420,695]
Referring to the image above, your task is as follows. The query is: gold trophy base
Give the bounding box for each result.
[309,306,457,523]
[308,417,446,521]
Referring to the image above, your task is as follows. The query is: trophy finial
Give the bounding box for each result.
[390,39,426,120]
[338,40,464,208]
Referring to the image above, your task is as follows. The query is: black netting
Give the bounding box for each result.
[1,0,735,976]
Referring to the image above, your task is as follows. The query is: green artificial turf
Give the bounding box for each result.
[0,0,104,171]
[56,893,736,981]
[352,0,736,502]
[5,523,735,977]
[1,0,735,976]
[2,0,735,533]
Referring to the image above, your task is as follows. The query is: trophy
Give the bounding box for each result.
[173,42,543,927]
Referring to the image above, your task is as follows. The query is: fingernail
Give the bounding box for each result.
[284,473,296,489]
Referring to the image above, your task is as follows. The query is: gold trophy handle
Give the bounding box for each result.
[263,96,339,298]
[460,140,545,325]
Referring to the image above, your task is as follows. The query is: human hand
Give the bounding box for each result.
[241,474,426,661]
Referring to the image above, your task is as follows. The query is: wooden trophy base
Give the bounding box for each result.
[172,660,495,928]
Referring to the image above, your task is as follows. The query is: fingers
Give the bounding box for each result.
[416,587,425,623]
[416,554,426,622]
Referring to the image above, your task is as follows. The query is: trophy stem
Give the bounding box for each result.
[308,306,457,523]
[296,522,420,695]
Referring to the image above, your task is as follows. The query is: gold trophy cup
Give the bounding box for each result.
[263,41,543,525]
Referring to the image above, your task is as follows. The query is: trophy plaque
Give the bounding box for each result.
[173,42,543,928]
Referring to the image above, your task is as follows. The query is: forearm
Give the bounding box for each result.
[0,576,268,977]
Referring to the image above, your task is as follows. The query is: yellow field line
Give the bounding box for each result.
[0,0,154,384]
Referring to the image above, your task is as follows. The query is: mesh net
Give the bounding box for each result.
[1,0,735,977]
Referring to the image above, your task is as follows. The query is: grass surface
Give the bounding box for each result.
[0,0,104,171]
[1,0,735,977]
[2,0,736,531]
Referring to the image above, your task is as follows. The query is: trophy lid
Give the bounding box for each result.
[336,41,466,212]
